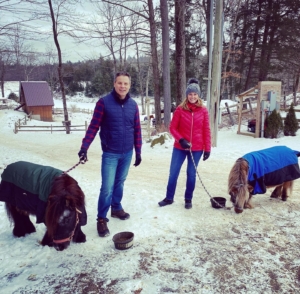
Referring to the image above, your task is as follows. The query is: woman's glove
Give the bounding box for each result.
[179,138,191,149]
[78,149,88,162]
[134,154,142,167]
[203,151,210,161]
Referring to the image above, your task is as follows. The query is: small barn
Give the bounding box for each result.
[19,81,54,121]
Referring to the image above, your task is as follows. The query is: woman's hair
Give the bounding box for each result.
[179,96,204,110]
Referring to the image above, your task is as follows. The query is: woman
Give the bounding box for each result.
[158,78,211,209]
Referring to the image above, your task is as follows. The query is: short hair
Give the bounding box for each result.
[114,72,131,82]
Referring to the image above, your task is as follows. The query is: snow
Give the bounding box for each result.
[1,82,300,293]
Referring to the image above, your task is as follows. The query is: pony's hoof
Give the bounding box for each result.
[281,196,288,201]
[270,194,279,198]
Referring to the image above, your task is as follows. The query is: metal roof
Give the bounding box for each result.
[20,81,54,107]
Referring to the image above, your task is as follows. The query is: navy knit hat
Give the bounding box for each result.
[186,78,201,97]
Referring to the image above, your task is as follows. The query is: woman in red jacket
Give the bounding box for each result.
[158,78,211,209]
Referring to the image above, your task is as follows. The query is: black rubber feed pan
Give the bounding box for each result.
[112,231,134,250]
[210,197,226,209]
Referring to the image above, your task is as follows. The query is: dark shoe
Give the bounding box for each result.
[111,209,130,220]
[97,218,110,237]
[158,198,173,207]
[185,199,192,209]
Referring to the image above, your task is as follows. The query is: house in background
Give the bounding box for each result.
[19,81,54,121]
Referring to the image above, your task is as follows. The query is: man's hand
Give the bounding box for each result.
[78,149,88,162]
[134,154,142,167]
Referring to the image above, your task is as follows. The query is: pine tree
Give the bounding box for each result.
[264,109,283,139]
[284,103,299,136]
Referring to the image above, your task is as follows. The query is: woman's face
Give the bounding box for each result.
[187,92,199,104]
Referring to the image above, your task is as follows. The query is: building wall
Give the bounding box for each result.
[27,106,53,121]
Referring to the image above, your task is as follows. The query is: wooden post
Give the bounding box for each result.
[255,87,261,138]
[14,122,18,134]
[225,102,235,126]
[85,121,87,131]
[248,98,253,114]
[51,125,52,134]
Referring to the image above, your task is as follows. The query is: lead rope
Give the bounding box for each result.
[62,159,87,175]
[189,149,232,210]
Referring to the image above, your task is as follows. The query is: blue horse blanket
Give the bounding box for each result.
[242,146,300,195]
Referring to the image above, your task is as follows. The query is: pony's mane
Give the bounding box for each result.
[45,174,85,236]
[228,158,249,193]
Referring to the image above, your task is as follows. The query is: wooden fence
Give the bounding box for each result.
[14,115,87,134]
[52,107,93,115]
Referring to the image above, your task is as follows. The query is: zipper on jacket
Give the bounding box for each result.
[122,104,125,153]
[190,112,194,148]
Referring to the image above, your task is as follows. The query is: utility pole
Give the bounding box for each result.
[206,0,214,113]
[209,0,223,147]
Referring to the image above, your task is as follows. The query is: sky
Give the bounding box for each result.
[1,1,109,62]
[1,82,300,293]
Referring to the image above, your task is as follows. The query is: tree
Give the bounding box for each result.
[160,0,171,127]
[209,0,223,147]
[264,109,283,139]
[284,103,299,136]
[174,0,186,106]
[46,0,81,134]
[97,0,162,127]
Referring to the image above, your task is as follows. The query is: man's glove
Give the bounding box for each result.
[203,151,210,161]
[78,149,88,162]
[133,154,142,167]
[179,138,191,149]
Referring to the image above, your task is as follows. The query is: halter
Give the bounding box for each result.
[53,208,82,244]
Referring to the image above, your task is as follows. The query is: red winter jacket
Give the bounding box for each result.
[170,105,211,152]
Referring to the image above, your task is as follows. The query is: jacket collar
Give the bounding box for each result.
[112,88,130,104]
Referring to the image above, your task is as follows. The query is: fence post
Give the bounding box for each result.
[14,122,18,133]
[51,125,52,134]
[85,121,87,131]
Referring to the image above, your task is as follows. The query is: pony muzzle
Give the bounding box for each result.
[234,206,244,213]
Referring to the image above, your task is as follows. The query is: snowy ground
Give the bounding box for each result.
[1,82,300,293]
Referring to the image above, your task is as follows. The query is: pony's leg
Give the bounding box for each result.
[41,231,54,247]
[6,203,36,237]
[270,185,282,199]
[72,225,86,243]
[244,194,254,209]
[281,181,293,201]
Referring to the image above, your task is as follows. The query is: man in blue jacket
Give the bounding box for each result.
[78,72,142,237]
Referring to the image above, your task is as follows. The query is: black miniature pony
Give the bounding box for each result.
[0,161,87,251]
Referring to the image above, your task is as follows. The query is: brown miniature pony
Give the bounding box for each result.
[0,161,87,251]
[228,146,300,214]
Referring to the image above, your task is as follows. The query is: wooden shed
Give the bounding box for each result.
[237,81,281,138]
[19,81,54,121]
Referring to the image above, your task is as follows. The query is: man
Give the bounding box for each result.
[78,72,142,237]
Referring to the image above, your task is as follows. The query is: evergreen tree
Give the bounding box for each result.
[284,103,299,136]
[264,109,283,139]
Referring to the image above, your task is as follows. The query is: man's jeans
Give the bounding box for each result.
[97,150,133,219]
[166,147,203,201]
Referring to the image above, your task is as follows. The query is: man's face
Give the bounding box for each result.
[114,75,131,99]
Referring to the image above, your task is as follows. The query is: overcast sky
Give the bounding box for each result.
[1,1,111,62]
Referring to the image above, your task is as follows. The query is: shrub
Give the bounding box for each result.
[284,103,299,136]
[8,92,19,102]
[264,109,283,138]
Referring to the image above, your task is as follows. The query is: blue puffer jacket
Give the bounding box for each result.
[100,93,137,154]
